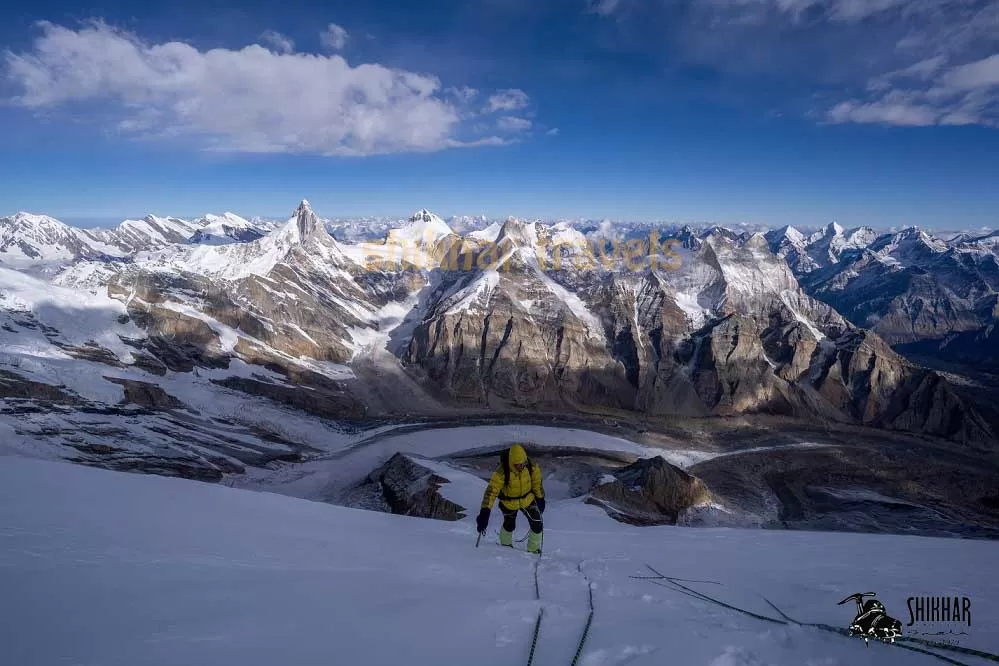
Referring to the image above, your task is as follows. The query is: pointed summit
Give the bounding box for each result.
[409,208,439,224]
[294,199,321,240]
[775,225,806,244]
[389,208,454,247]
[671,225,701,250]
[495,216,539,248]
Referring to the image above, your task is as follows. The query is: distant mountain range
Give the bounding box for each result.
[2,204,997,472]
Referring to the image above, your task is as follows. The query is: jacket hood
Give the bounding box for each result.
[509,444,527,465]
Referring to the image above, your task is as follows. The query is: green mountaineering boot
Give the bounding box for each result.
[499,528,513,547]
[527,530,542,554]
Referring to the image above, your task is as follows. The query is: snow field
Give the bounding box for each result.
[2,457,997,666]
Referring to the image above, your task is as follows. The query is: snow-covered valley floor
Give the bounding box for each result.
[2,456,997,666]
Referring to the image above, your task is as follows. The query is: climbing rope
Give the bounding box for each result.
[526,611,543,666]
[569,561,595,666]
[638,565,997,666]
[526,559,543,666]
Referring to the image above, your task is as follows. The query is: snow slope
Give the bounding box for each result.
[0,266,143,363]
[2,457,997,666]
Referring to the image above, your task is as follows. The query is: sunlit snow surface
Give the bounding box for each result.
[2,457,997,666]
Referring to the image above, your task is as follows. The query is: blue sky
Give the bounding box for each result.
[1,0,998,229]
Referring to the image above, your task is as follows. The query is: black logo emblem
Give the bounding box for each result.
[838,592,903,644]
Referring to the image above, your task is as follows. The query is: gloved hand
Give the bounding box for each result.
[536,498,545,514]
[476,508,490,533]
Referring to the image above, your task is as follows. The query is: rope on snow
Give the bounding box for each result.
[637,564,997,666]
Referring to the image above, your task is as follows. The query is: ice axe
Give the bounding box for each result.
[837,592,878,613]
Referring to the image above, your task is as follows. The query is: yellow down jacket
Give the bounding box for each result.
[481,444,544,511]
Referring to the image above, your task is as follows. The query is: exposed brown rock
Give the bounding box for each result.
[368,453,466,521]
[105,377,184,410]
[0,369,81,404]
[587,456,710,525]
[211,375,366,419]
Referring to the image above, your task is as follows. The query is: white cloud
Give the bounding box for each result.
[259,30,294,55]
[941,54,999,91]
[546,127,560,135]
[485,88,530,113]
[320,23,349,51]
[829,54,999,128]
[891,56,949,81]
[828,98,938,126]
[3,21,527,156]
[447,86,479,102]
[497,116,532,132]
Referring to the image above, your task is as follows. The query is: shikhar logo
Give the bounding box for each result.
[906,595,972,627]
[837,592,974,647]
[838,592,903,645]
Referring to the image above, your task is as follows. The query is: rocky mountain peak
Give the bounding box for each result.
[293,199,322,241]
[495,216,537,249]
[389,208,454,248]
[877,226,947,255]
[767,225,806,247]
[189,212,261,245]
[11,211,52,224]
[701,225,739,242]
[844,226,878,246]
[744,232,771,251]
[409,209,439,224]
[672,225,702,250]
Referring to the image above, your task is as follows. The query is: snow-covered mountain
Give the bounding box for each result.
[760,223,999,373]
[387,209,456,248]
[2,202,997,487]
[1,210,251,266]
[92,214,204,253]
[765,222,878,274]
[400,217,992,445]
[0,212,126,269]
[188,212,265,245]
[802,226,999,356]
[866,226,949,266]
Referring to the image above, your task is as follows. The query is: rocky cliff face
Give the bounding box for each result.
[783,226,999,376]
[403,223,995,446]
[587,456,710,525]
[368,453,466,521]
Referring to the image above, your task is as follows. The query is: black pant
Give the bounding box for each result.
[501,502,543,534]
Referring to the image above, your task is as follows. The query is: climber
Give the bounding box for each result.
[476,444,546,553]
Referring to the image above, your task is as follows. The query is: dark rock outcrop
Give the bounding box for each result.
[105,377,184,410]
[586,456,710,525]
[211,373,366,419]
[0,369,82,404]
[368,453,466,521]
